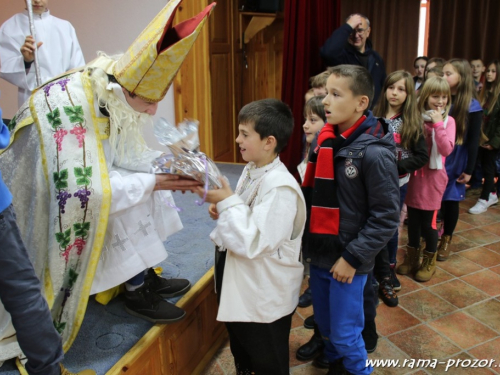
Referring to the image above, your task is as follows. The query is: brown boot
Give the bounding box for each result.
[437,235,452,261]
[60,364,96,375]
[415,250,438,282]
[418,238,426,261]
[396,245,419,275]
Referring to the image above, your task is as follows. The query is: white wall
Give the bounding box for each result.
[0,0,177,149]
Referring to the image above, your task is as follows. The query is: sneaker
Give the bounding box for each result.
[389,264,401,291]
[378,277,398,307]
[144,268,191,298]
[124,285,186,323]
[469,199,488,215]
[60,364,96,375]
[488,193,499,206]
[362,320,378,353]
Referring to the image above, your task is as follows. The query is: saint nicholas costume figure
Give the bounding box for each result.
[0,0,215,364]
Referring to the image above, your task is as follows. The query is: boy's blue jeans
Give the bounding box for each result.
[0,205,64,375]
[310,264,372,375]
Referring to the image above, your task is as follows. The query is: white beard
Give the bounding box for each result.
[88,67,151,162]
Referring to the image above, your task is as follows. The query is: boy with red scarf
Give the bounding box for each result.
[302,65,399,375]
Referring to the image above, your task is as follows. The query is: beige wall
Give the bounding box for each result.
[0,0,177,149]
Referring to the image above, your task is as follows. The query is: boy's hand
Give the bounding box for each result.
[21,36,43,63]
[208,203,219,220]
[195,176,233,204]
[330,257,356,284]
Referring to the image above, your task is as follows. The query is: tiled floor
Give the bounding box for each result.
[202,189,500,374]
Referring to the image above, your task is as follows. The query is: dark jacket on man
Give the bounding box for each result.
[320,23,387,108]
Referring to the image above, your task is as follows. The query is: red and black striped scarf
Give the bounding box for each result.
[302,116,366,240]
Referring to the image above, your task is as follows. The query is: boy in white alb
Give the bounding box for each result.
[0,0,85,107]
[196,99,306,375]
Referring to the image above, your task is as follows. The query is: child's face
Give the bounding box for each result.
[424,62,436,80]
[443,64,460,91]
[313,87,327,96]
[304,90,314,104]
[322,74,366,128]
[235,121,270,167]
[485,64,497,83]
[426,93,448,112]
[426,71,438,79]
[385,78,407,111]
[414,59,427,79]
[303,112,325,144]
[25,0,48,14]
[471,60,485,80]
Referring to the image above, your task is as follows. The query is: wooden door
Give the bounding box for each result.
[209,0,236,162]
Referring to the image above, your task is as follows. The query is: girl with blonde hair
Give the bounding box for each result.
[373,70,428,302]
[403,77,456,282]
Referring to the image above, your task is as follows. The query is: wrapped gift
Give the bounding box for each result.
[151,118,222,190]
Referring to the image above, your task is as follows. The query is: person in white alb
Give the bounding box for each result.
[0,0,216,368]
[0,0,85,108]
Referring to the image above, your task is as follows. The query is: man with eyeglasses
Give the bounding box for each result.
[320,13,386,109]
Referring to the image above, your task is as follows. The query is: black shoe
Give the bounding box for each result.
[298,287,313,307]
[379,277,399,307]
[327,358,347,375]
[304,314,315,329]
[362,320,378,353]
[389,264,401,291]
[372,279,379,297]
[144,268,191,298]
[312,353,329,369]
[124,285,186,323]
[296,331,324,361]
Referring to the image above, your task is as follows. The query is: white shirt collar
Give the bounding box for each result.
[23,9,51,20]
[247,156,281,180]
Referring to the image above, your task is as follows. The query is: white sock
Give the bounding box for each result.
[125,282,144,291]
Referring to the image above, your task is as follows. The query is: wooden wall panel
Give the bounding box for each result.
[174,1,214,157]
[209,0,235,162]
[174,0,284,163]
[211,53,234,161]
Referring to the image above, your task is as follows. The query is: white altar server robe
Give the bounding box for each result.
[0,10,85,108]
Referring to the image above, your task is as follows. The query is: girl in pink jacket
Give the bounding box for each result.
[404,77,456,282]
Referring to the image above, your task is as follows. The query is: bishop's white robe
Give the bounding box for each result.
[90,140,184,295]
[0,10,85,108]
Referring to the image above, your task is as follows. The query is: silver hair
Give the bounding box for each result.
[346,13,370,27]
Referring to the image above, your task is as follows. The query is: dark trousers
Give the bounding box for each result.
[386,183,408,264]
[479,147,499,200]
[441,200,460,237]
[215,250,292,375]
[407,206,438,253]
[0,205,63,375]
